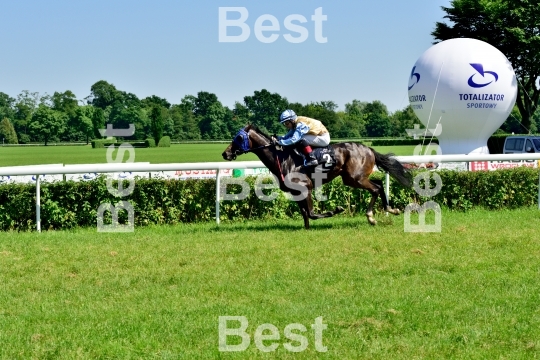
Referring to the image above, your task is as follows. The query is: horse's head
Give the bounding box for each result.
[222,125,272,161]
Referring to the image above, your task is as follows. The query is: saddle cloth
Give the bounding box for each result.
[311,146,336,171]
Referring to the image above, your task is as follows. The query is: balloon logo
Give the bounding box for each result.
[408,66,421,90]
[467,63,498,88]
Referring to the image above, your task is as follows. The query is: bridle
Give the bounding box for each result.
[230,127,286,182]
[231,129,273,159]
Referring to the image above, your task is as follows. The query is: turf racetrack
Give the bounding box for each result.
[0,144,417,166]
[1,208,539,359]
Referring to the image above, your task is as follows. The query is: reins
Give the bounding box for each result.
[232,127,285,181]
[275,152,285,182]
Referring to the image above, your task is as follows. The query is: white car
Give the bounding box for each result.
[503,135,540,154]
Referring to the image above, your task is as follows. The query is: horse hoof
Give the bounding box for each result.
[335,206,345,213]
[368,217,377,226]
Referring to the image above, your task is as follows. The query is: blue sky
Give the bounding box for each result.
[1,0,451,113]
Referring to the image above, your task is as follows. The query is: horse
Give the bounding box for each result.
[222,124,412,229]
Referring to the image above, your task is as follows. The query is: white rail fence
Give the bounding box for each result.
[1,154,540,232]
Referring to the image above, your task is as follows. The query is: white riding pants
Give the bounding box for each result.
[303,133,330,147]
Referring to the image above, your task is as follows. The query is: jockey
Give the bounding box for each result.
[274,109,330,167]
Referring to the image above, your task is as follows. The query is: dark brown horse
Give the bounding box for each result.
[222,125,412,229]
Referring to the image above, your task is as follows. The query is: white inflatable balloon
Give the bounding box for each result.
[408,38,517,154]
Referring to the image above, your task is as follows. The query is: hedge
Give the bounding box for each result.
[91,139,117,148]
[371,139,439,146]
[0,168,538,231]
[92,140,152,149]
[366,134,508,153]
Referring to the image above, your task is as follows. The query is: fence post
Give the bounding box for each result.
[36,175,41,232]
[216,169,221,224]
[385,172,390,216]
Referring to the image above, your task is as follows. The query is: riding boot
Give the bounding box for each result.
[297,139,318,167]
[304,151,318,167]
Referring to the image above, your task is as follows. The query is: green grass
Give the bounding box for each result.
[0,144,417,167]
[1,208,540,359]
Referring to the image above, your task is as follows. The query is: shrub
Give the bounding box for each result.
[17,133,30,144]
[158,136,171,147]
[145,138,156,148]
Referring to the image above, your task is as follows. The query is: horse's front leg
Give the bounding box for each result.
[290,189,311,229]
[300,192,344,220]
[300,206,310,229]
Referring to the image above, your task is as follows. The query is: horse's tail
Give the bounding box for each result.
[370,148,412,188]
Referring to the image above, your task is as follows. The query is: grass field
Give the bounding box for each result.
[0,144,417,167]
[1,208,540,359]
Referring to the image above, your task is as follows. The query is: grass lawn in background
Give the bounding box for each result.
[1,208,540,359]
[0,144,417,167]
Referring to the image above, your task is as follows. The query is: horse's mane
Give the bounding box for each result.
[245,124,272,141]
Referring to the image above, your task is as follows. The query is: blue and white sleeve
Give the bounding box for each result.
[277,123,310,146]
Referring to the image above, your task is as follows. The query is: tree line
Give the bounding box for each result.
[0,81,428,145]
[1,80,537,145]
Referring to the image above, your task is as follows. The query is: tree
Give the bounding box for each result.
[192,92,232,140]
[334,111,363,138]
[92,107,106,139]
[0,92,15,122]
[333,100,368,138]
[105,91,147,139]
[0,118,18,144]
[169,95,201,140]
[228,102,250,136]
[150,105,164,145]
[363,101,392,137]
[88,80,121,109]
[13,90,40,142]
[194,91,219,119]
[290,101,339,134]
[49,90,83,141]
[500,105,528,134]
[390,105,423,137]
[51,90,78,118]
[142,95,171,109]
[28,104,66,145]
[533,106,540,132]
[432,0,540,132]
[71,106,95,144]
[243,89,289,134]
[198,102,230,140]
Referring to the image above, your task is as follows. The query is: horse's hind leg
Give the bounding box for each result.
[364,181,380,225]
[372,179,400,215]
[344,175,380,225]
[300,206,310,229]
